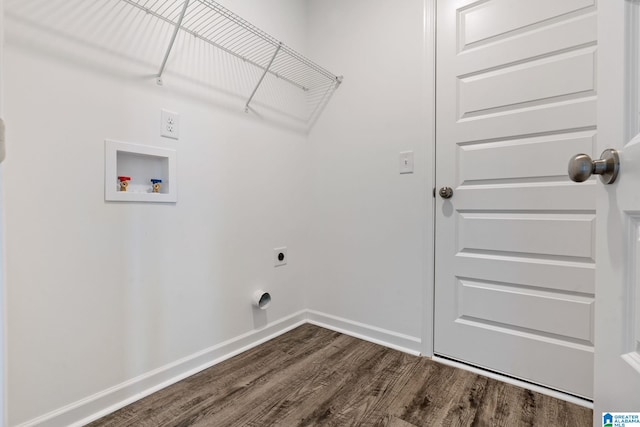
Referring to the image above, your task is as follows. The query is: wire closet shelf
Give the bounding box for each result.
[121,0,342,114]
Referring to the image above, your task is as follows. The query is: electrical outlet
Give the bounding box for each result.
[161,109,180,139]
[274,247,287,267]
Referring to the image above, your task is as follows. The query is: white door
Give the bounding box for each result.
[592,0,640,420]
[434,0,598,398]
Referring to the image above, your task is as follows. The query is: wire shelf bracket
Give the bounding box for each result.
[245,42,282,113]
[123,0,342,116]
[156,0,191,86]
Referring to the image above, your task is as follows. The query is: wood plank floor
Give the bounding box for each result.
[88,324,592,426]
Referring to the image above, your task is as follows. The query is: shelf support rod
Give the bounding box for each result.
[156,0,190,85]
[245,43,282,113]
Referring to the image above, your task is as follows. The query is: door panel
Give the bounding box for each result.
[459,132,595,182]
[630,216,640,355]
[458,278,593,341]
[454,100,596,142]
[435,0,597,398]
[460,12,597,71]
[459,0,595,48]
[454,185,595,211]
[456,255,594,294]
[458,213,595,258]
[459,48,596,118]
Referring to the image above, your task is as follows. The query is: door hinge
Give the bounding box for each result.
[433,187,436,198]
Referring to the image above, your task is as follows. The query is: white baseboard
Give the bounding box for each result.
[17,310,308,427]
[306,310,422,356]
[17,309,421,426]
[15,311,592,426]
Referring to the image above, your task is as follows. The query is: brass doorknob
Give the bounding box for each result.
[568,149,620,184]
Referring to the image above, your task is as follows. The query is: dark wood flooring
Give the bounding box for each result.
[88,324,592,426]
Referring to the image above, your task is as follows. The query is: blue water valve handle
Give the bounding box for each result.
[150,179,163,184]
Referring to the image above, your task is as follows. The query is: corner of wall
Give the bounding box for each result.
[16,309,424,426]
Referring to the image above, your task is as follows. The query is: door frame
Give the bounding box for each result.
[421,0,437,359]
[1,0,6,424]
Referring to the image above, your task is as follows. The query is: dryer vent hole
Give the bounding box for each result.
[259,293,271,308]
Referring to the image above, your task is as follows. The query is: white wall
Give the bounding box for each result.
[3,0,310,425]
[306,0,434,350]
[2,0,435,424]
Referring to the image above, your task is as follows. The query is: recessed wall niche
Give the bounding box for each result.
[105,140,177,203]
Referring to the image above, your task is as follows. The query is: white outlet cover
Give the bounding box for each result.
[274,247,287,267]
[161,109,180,140]
[399,151,414,174]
